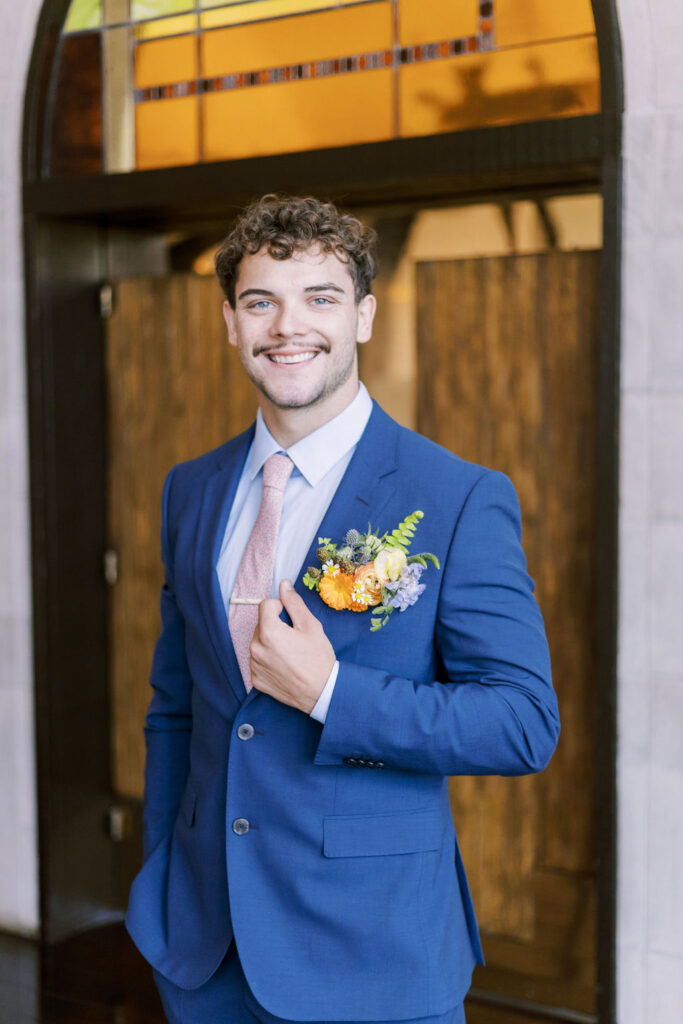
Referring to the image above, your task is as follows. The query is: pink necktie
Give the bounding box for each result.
[229,452,294,691]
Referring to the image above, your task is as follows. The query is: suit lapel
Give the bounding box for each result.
[292,403,400,651]
[194,425,255,704]
[193,404,402,700]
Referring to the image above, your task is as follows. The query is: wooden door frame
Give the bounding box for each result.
[22,3,623,1021]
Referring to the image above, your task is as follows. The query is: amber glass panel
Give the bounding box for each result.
[135,13,198,37]
[134,34,197,88]
[398,0,478,47]
[200,0,356,28]
[135,95,199,167]
[203,68,392,161]
[201,3,392,77]
[132,0,194,18]
[51,32,103,175]
[496,0,596,47]
[64,0,102,32]
[399,38,600,137]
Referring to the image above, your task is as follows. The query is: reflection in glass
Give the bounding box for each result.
[400,38,600,137]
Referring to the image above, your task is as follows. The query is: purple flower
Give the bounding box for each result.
[383,563,426,612]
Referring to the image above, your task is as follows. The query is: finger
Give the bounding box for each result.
[257,598,284,635]
[279,579,316,631]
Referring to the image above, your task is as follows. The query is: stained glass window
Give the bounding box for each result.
[50,0,600,175]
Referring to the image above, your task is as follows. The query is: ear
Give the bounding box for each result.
[356,293,376,346]
[223,300,237,347]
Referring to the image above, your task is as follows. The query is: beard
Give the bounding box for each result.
[240,344,357,411]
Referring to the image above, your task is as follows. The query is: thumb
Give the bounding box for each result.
[279,579,315,630]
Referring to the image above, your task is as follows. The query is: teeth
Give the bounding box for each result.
[269,352,317,364]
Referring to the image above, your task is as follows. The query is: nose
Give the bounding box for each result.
[269,301,306,339]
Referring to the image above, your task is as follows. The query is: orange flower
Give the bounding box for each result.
[319,572,356,611]
[353,563,384,606]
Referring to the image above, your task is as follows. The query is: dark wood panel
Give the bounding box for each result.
[417,251,600,1015]
[49,34,103,177]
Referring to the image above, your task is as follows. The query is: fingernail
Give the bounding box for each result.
[282,579,292,590]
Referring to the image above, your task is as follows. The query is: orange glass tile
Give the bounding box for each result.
[135,14,198,38]
[398,0,478,47]
[495,0,596,48]
[200,0,356,28]
[201,3,393,78]
[134,34,197,88]
[203,68,393,161]
[399,38,601,137]
[135,95,199,168]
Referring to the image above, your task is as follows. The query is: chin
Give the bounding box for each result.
[261,387,326,411]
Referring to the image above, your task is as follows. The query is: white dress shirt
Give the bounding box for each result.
[216,383,373,722]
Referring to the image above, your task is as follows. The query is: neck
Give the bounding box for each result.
[259,378,360,448]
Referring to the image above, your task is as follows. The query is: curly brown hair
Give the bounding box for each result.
[215,194,377,308]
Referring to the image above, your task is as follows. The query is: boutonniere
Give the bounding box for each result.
[302,511,440,631]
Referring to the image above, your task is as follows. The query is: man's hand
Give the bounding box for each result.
[250,579,336,714]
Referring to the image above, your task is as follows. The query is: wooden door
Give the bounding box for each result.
[106,274,257,802]
[417,251,599,1021]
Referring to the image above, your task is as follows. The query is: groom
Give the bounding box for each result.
[125,194,560,1024]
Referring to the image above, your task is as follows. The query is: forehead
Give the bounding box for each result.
[235,245,355,293]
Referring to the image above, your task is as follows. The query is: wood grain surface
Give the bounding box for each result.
[417,251,599,1015]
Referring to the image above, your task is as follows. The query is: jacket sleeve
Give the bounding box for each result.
[314,470,559,777]
[142,466,193,861]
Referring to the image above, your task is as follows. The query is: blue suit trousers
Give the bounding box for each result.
[153,943,466,1024]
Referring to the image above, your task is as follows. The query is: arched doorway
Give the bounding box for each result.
[23,2,623,1020]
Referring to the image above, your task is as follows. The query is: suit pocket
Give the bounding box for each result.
[323,808,441,858]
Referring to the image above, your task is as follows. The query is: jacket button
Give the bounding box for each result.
[237,723,254,741]
[232,818,250,835]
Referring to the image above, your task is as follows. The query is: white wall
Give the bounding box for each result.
[617,1,683,1020]
[0,0,43,936]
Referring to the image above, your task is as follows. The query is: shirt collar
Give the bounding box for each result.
[249,382,373,486]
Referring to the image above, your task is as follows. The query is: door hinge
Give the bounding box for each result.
[99,282,114,320]
[107,805,132,843]
[104,548,119,586]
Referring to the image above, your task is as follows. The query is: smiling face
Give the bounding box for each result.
[223,246,376,437]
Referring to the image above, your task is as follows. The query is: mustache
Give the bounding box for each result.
[253,341,331,356]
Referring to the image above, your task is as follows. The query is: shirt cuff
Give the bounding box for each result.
[310,660,339,724]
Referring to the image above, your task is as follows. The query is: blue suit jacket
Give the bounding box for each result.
[125,402,559,1021]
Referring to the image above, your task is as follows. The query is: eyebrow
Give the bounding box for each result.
[304,283,346,294]
[236,282,347,301]
[237,288,276,301]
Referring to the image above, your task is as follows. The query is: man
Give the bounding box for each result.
[125,194,559,1024]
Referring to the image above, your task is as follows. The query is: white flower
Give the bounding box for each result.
[374,547,407,582]
[322,560,339,577]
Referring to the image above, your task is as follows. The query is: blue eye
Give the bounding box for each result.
[312,296,332,305]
